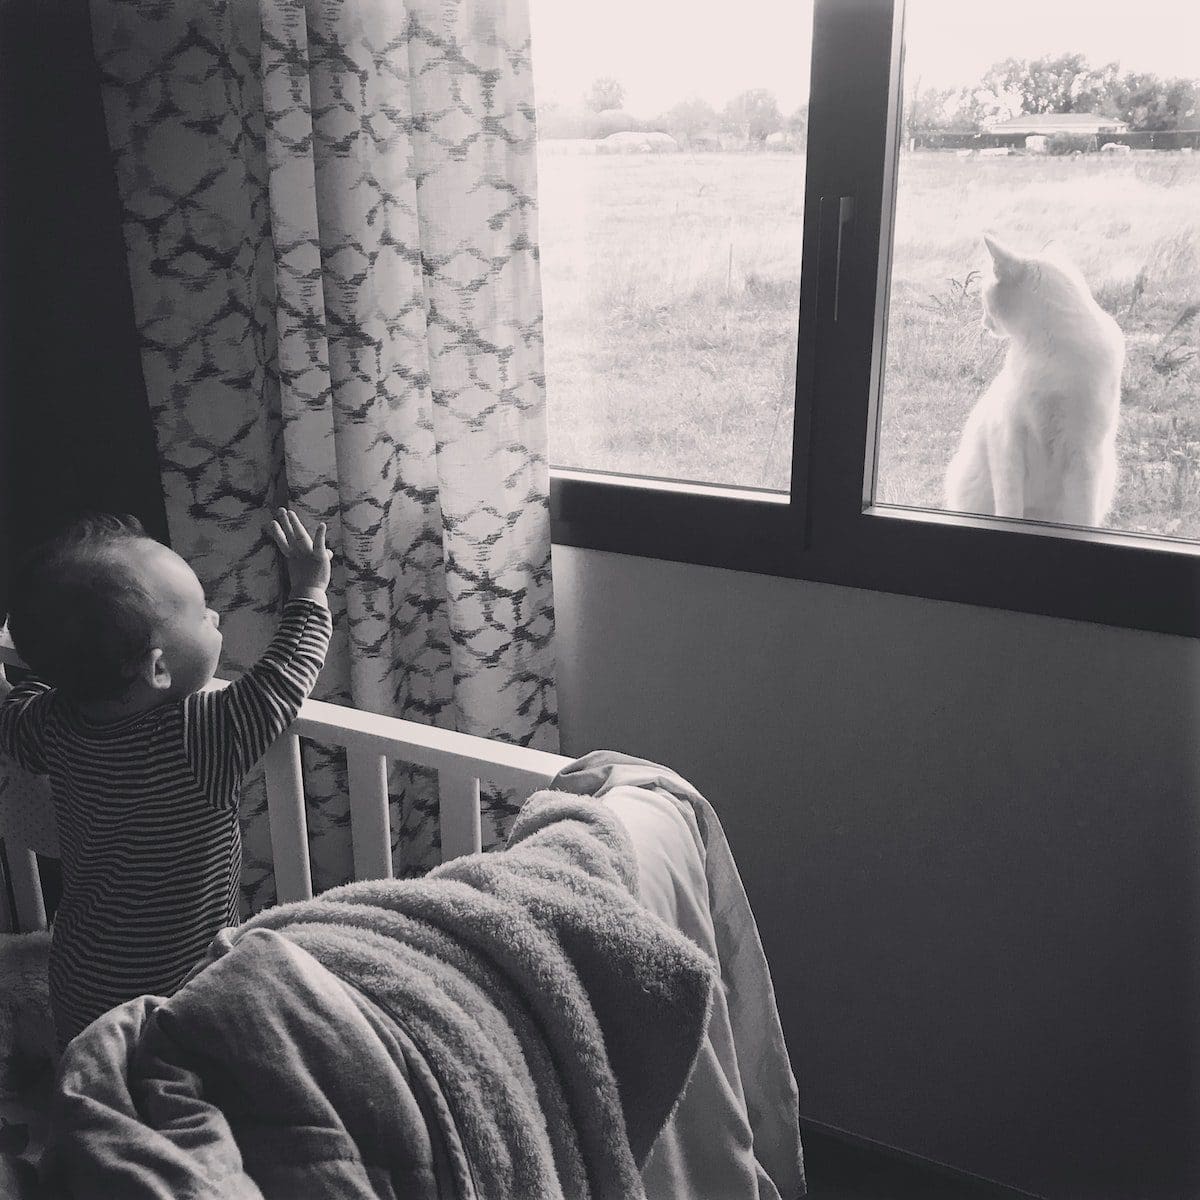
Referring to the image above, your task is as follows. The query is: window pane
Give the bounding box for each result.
[529,0,812,491]
[874,0,1200,538]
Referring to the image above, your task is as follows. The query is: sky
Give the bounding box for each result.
[529,1,1200,118]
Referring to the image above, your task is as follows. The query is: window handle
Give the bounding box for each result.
[832,194,854,322]
[796,194,856,548]
[814,194,855,328]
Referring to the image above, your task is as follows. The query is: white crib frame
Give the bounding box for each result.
[0,643,571,932]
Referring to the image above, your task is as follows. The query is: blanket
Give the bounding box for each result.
[39,793,716,1199]
[0,932,55,1200]
[554,752,805,1200]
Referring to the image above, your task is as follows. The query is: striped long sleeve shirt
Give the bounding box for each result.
[0,597,332,1047]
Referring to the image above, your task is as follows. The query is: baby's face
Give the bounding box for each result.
[125,541,223,696]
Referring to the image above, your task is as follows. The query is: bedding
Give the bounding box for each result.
[554,752,805,1200]
[39,786,718,1199]
[18,752,803,1199]
[0,931,54,1200]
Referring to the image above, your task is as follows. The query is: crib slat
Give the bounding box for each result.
[438,767,482,861]
[263,735,313,903]
[9,846,47,932]
[346,749,393,881]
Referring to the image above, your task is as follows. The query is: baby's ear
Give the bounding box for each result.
[983,233,1027,280]
[144,647,171,692]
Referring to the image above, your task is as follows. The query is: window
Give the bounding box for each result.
[540,0,1200,639]
[530,0,813,492]
[875,0,1200,542]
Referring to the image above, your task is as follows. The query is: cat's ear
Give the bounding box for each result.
[983,234,1027,280]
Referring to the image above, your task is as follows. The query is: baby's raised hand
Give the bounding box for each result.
[270,508,332,595]
[0,623,12,694]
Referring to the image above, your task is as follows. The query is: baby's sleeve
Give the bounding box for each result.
[182,599,333,808]
[0,680,56,774]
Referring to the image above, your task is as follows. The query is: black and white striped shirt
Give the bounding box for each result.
[0,597,332,1047]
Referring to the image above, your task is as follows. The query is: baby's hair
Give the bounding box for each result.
[7,513,163,703]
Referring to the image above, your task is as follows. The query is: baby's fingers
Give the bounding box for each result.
[284,508,314,553]
[269,518,291,554]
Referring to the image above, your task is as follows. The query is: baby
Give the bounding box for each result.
[0,508,333,1048]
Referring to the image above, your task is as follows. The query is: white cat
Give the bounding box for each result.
[943,235,1124,526]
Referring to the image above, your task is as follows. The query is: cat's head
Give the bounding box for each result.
[980,234,1095,340]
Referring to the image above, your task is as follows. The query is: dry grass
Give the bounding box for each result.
[538,148,1200,535]
[538,151,804,487]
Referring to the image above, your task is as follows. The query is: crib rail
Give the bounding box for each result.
[0,643,571,927]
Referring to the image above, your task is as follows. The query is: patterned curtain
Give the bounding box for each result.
[87,0,557,903]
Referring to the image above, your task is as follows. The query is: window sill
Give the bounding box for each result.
[549,469,801,577]
[550,472,1200,639]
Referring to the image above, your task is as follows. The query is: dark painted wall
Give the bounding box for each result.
[554,545,1200,1200]
[0,0,167,615]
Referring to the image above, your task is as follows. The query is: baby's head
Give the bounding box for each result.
[7,514,222,707]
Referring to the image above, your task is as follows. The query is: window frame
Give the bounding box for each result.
[547,0,1200,639]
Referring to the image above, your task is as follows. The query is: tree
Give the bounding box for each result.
[979,53,1119,116]
[904,82,961,139]
[585,77,625,114]
[968,55,1199,132]
[1108,72,1200,131]
[903,72,993,139]
[661,97,718,147]
[950,87,1008,131]
[721,89,783,143]
[1065,58,1120,114]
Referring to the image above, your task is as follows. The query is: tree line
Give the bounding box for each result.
[537,57,1199,146]
[538,77,807,147]
[907,54,1200,138]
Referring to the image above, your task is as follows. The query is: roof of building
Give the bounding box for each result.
[984,112,1130,133]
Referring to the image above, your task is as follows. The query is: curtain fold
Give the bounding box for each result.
[88,0,557,900]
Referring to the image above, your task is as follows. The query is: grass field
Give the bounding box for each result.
[537,146,1200,538]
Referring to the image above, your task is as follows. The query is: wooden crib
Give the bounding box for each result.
[0,643,571,932]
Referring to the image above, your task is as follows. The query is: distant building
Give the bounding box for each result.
[984,112,1130,137]
[765,130,801,150]
[597,131,679,155]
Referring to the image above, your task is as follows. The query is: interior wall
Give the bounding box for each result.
[552,544,1200,1200]
[0,0,168,614]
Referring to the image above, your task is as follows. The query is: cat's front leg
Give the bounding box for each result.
[1055,446,1117,527]
[984,419,1026,519]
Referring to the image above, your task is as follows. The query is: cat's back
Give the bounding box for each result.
[1009,266,1124,405]
[1040,257,1125,370]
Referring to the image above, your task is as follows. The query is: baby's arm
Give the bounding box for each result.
[0,621,12,700]
[0,628,54,773]
[183,511,334,806]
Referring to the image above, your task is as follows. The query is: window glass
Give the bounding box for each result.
[873,0,1200,537]
[529,0,813,490]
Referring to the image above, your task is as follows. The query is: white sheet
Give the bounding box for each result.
[550,751,805,1200]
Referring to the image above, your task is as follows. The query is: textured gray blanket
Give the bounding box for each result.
[40,793,716,1199]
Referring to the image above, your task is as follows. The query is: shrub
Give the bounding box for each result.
[583,109,644,139]
[1047,132,1097,156]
